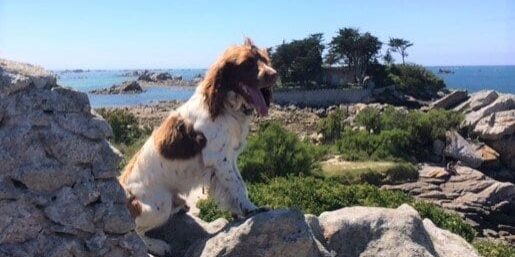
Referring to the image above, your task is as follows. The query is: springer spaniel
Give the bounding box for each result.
[119,38,277,256]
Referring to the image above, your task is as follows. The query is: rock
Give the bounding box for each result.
[90,80,143,95]
[444,130,483,168]
[474,110,515,140]
[488,135,515,170]
[154,72,172,81]
[454,90,499,113]
[317,204,479,257]
[0,59,146,256]
[382,163,515,243]
[185,210,325,257]
[137,70,153,81]
[430,90,469,109]
[463,94,515,127]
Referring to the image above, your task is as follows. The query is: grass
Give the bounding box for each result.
[473,240,515,257]
[320,159,418,185]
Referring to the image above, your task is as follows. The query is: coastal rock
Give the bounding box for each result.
[318,204,479,257]
[463,94,515,127]
[382,163,515,243]
[149,207,479,257]
[454,90,499,113]
[90,80,143,94]
[0,59,146,256]
[443,130,483,168]
[474,110,515,141]
[488,135,515,170]
[430,90,469,109]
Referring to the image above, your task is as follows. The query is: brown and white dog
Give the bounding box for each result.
[119,38,277,256]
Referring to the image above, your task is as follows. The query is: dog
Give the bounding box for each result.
[119,38,277,256]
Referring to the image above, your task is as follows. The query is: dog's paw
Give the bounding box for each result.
[144,237,171,256]
[244,206,271,218]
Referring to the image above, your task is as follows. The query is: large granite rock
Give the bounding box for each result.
[430,90,468,110]
[474,110,515,140]
[383,164,515,244]
[0,59,146,257]
[149,206,479,257]
[463,94,515,127]
[90,80,143,95]
[443,131,485,168]
[454,90,499,113]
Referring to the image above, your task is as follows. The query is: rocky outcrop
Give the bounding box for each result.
[0,59,146,256]
[382,163,515,244]
[430,90,468,109]
[149,206,479,257]
[443,130,499,169]
[90,80,143,94]
[474,110,515,140]
[454,90,499,113]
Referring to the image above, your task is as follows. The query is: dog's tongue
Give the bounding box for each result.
[242,84,268,116]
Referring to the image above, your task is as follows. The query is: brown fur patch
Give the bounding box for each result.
[126,192,142,218]
[200,38,276,119]
[119,149,141,185]
[154,114,207,160]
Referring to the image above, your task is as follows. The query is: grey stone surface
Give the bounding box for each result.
[474,110,515,141]
[444,130,484,168]
[454,90,499,113]
[430,90,469,109]
[383,163,515,244]
[0,59,145,256]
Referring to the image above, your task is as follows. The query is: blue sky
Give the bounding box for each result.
[0,0,514,69]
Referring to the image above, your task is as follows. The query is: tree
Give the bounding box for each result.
[271,34,324,87]
[326,28,382,85]
[388,38,413,64]
[383,50,394,65]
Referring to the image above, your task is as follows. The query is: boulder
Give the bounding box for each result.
[443,130,483,168]
[0,59,146,257]
[488,135,515,170]
[430,90,468,109]
[474,110,515,141]
[120,80,143,93]
[90,80,143,95]
[383,163,515,243]
[454,90,499,113]
[150,207,479,257]
[463,94,515,127]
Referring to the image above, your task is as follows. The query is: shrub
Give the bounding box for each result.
[198,176,475,241]
[317,109,348,143]
[354,107,382,133]
[238,122,319,182]
[336,108,463,161]
[336,129,410,161]
[96,108,149,145]
[324,162,418,186]
[197,198,231,222]
[473,240,515,257]
[387,64,445,100]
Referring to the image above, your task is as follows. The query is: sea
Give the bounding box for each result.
[55,66,515,108]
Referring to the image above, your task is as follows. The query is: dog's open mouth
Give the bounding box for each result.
[239,83,272,116]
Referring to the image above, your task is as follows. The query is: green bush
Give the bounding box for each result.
[326,162,419,186]
[337,107,463,161]
[473,240,515,257]
[317,109,348,143]
[96,108,149,145]
[238,122,319,182]
[336,129,410,161]
[198,176,475,242]
[387,64,445,100]
[354,107,382,133]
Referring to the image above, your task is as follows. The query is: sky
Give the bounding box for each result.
[0,0,514,69]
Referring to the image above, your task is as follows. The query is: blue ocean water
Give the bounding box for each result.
[56,66,514,108]
[56,69,205,107]
[427,66,515,94]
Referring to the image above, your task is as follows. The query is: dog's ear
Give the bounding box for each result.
[203,61,230,120]
[244,37,254,48]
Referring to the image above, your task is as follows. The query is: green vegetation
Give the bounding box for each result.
[387,38,414,64]
[473,240,515,257]
[336,107,463,161]
[387,64,446,100]
[320,161,418,185]
[326,28,382,85]
[198,176,476,242]
[317,108,348,143]
[271,34,325,87]
[96,108,151,168]
[239,122,322,182]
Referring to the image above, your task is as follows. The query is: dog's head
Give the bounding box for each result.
[201,38,277,119]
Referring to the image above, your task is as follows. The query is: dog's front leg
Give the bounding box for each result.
[207,160,257,218]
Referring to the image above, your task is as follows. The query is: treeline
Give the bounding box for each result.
[270,28,445,100]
